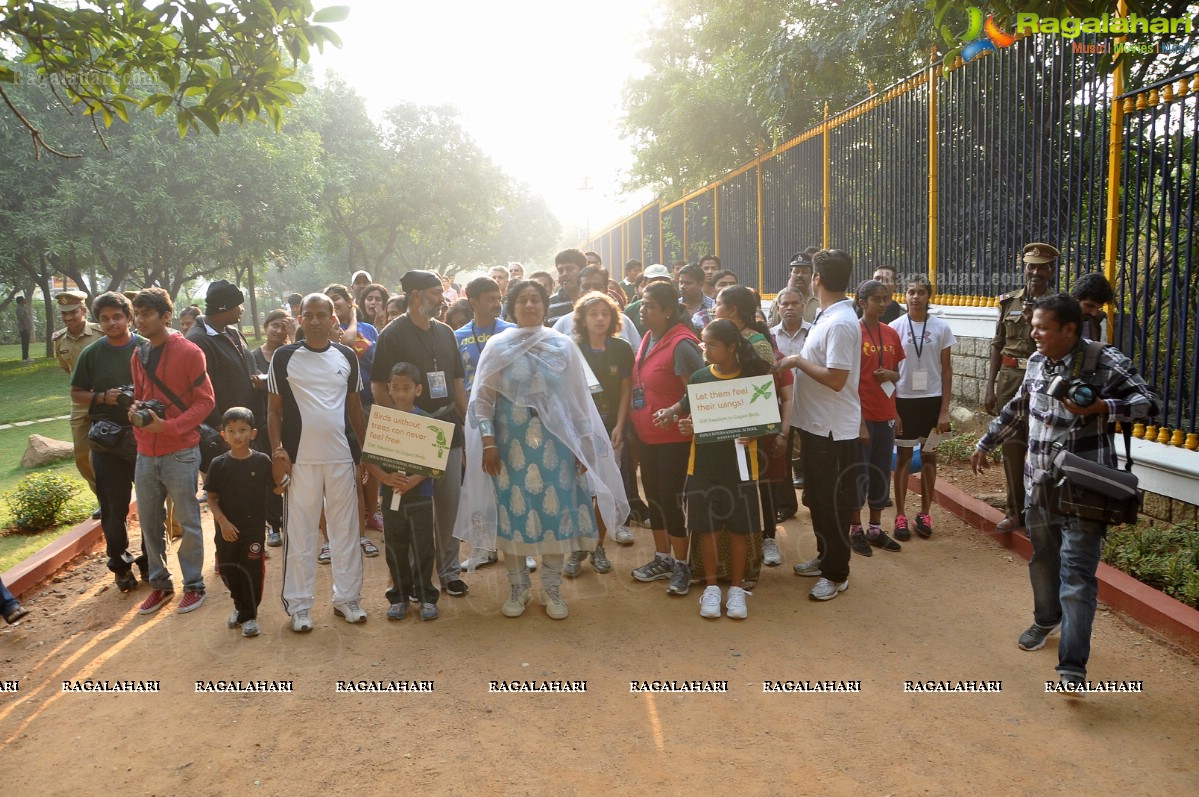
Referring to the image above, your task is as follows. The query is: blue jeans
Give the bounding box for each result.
[1025,505,1106,679]
[135,446,205,593]
[0,575,19,617]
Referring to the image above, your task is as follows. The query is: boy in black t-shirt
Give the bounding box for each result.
[205,407,274,637]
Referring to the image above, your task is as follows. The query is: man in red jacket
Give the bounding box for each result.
[129,288,216,616]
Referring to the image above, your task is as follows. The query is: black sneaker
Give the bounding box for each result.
[1058,673,1087,699]
[849,528,873,557]
[666,561,691,595]
[1018,623,1059,651]
[444,579,469,597]
[866,525,902,552]
[115,571,137,593]
[893,515,911,542]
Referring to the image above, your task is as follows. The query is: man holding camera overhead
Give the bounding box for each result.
[128,288,215,617]
[971,293,1158,696]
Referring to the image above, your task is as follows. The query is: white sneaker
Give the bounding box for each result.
[526,555,538,572]
[726,586,749,619]
[460,549,497,571]
[241,619,260,637]
[291,608,313,633]
[762,538,782,566]
[502,585,531,617]
[699,585,722,618]
[562,550,587,578]
[541,586,568,620]
[334,600,368,623]
[793,556,822,577]
[226,611,241,629]
[809,577,849,601]
[613,525,635,545]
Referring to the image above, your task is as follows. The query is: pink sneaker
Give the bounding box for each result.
[893,514,911,542]
[137,589,175,615]
[367,511,383,531]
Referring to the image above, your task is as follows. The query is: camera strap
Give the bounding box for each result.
[137,340,189,417]
[1061,339,1134,473]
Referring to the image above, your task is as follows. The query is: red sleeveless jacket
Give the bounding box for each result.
[631,323,700,445]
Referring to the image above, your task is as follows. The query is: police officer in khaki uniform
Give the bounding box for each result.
[52,290,103,505]
[984,242,1058,532]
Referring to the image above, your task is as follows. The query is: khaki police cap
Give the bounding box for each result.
[1022,242,1060,264]
[56,290,88,307]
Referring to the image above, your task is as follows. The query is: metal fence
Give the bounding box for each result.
[585,32,1199,448]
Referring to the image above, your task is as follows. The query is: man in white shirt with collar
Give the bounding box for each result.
[777,250,862,602]
[768,287,812,558]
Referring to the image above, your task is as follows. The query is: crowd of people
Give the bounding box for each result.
[29,242,1156,694]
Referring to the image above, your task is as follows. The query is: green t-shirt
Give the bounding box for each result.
[684,365,760,483]
[71,335,144,423]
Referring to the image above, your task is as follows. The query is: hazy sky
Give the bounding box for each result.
[310,0,657,245]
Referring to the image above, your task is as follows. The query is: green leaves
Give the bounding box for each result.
[312,5,350,23]
[1,0,345,155]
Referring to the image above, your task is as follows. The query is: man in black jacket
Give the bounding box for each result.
[186,281,277,542]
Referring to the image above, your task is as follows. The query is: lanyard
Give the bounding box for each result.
[470,321,496,360]
[862,321,884,367]
[907,315,928,360]
[410,317,439,371]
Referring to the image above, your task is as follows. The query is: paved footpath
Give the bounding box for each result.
[0,413,71,431]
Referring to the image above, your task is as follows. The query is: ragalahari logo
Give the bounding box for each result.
[960,7,1016,62]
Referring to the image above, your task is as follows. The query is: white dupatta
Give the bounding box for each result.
[453,325,629,560]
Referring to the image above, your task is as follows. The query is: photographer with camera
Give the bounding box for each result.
[70,292,148,594]
[971,293,1158,696]
[129,288,216,616]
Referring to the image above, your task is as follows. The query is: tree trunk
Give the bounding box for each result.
[246,255,261,340]
[36,253,55,358]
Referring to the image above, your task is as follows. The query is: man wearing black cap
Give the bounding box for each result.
[371,270,470,597]
[769,250,821,326]
[984,242,1058,533]
[187,281,266,451]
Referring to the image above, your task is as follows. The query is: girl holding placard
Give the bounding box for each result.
[655,319,774,620]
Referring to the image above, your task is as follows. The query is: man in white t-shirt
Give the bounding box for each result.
[268,293,368,632]
[888,274,956,541]
[777,250,862,602]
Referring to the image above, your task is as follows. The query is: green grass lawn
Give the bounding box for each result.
[0,418,93,573]
[0,345,73,424]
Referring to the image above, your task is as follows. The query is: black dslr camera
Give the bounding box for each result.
[130,398,167,427]
[1046,375,1096,407]
[113,385,137,409]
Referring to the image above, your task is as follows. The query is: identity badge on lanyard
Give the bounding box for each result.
[908,315,929,392]
[427,370,448,399]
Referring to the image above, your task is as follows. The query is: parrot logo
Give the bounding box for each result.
[750,380,774,404]
[961,7,1016,62]
[429,426,449,458]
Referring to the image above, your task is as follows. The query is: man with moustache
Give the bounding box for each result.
[53,290,103,506]
[984,243,1058,533]
[372,270,470,598]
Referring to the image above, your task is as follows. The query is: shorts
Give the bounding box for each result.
[683,475,763,535]
[895,396,942,448]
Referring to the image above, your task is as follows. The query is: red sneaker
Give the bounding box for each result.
[137,589,175,615]
[176,590,206,614]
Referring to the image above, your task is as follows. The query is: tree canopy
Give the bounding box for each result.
[0,1,346,158]
[622,0,938,199]
[0,64,561,347]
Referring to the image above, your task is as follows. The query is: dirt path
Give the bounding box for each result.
[2,482,1197,796]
